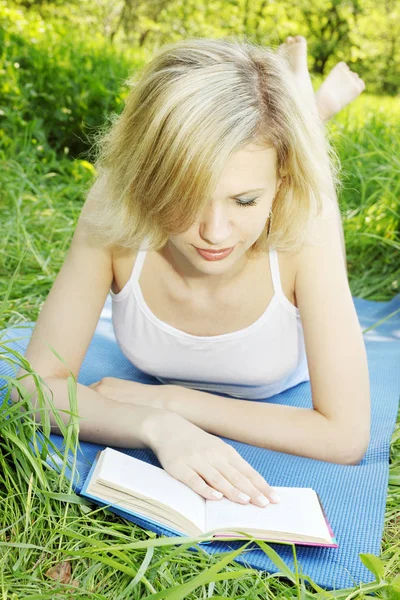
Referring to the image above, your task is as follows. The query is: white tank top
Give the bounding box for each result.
[110,238,310,400]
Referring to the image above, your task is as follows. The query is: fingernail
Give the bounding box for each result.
[238,492,251,502]
[212,490,223,499]
[257,495,270,507]
[270,491,281,503]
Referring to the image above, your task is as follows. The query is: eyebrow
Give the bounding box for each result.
[230,188,265,198]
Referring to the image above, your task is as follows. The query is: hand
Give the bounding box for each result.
[147,412,279,508]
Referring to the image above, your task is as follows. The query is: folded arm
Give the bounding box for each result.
[161,383,366,464]
[161,205,371,465]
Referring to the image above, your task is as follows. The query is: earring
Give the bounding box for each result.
[267,209,273,237]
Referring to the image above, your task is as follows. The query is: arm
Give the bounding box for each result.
[10,178,171,449]
[84,377,339,458]
[164,385,342,460]
[13,374,169,449]
[160,204,370,464]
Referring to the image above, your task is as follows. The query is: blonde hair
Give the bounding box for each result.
[82,36,341,255]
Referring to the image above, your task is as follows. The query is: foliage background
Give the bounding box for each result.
[1,0,399,161]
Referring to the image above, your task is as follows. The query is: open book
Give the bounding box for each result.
[80,448,338,547]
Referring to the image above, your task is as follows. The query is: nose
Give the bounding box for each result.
[199,201,232,246]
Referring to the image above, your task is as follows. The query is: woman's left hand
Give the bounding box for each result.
[87,377,167,410]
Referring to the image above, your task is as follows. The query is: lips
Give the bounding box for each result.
[196,248,231,253]
[195,246,235,261]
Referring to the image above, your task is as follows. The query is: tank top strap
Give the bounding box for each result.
[131,235,150,283]
[268,248,284,298]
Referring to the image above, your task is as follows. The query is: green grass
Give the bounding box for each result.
[0,390,399,599]
[1,2,400,595]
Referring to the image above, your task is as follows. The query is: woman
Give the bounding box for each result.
[13,36,369,510]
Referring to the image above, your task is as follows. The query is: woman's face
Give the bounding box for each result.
[165,143,281,287]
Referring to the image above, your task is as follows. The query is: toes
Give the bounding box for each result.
[350,71,365,88]
[284,35,307,45]
[349,71,366,90]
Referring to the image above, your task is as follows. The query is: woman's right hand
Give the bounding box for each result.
[144,411,280,507]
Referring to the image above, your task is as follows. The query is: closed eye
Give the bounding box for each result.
[235,197,259,207]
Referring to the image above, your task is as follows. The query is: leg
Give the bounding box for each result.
[278,36,349,277]
[278,36,366,124]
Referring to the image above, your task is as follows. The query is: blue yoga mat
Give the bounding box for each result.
[1,292,400,591]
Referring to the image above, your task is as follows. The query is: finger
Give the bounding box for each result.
[172,463,226,501]
[217,463,272,507]
[228,452,280,504]
[197,464,254,505]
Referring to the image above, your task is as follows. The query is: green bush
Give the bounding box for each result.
[0,1,145,158]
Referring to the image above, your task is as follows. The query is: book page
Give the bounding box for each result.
[205,487,331,541]
[96,448,206,533]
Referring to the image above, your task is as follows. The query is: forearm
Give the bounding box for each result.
[163,385,362,464]
[14,375,168,449]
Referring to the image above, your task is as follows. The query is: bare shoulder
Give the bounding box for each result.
[14,187,116,386]
[293,202,347,314]
[294,202,343,282]
[81,176,132,280]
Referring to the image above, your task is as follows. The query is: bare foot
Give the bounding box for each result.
[315,62,366,122]
[278,36,366,122]
[277,35,317,114]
